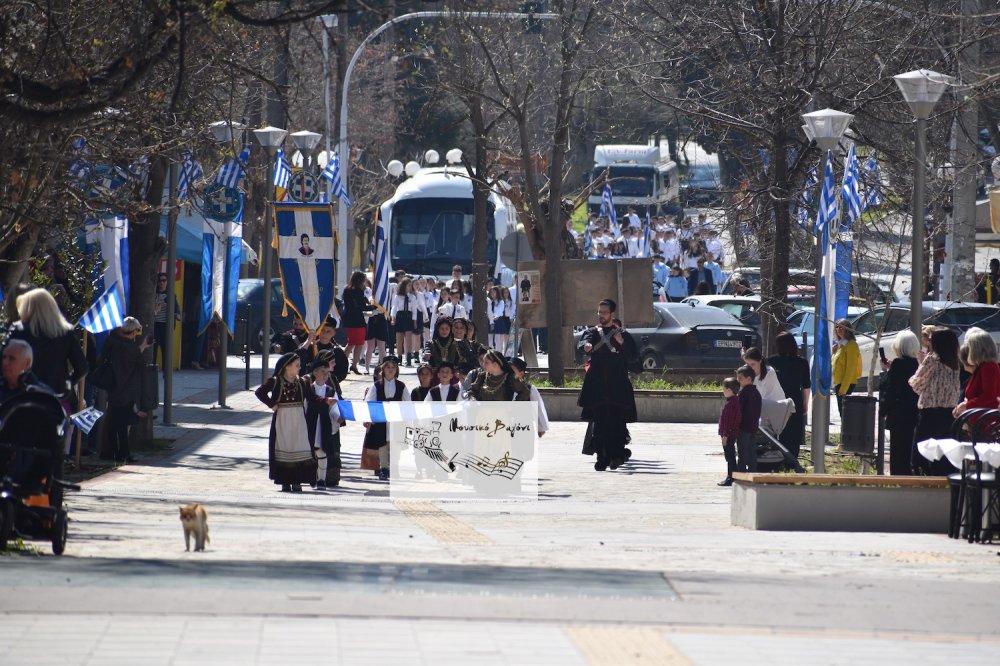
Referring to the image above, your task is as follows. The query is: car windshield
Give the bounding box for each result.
[664,305,743,328]
[684,164,719,185]
[390,197,497,276]
[931,308,1000,331]
[593,166,654,197]
[237,281,260,300]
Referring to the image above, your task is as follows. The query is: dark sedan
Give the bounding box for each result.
[235,279,294,353]
[577,302,759,370]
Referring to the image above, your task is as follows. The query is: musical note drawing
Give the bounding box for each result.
[452,451,524,480]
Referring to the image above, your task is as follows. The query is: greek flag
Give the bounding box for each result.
[127,155,149,190]
[67,137,91,181]
[834,144,863,320]
[85,216,130,309]
[215,145,251,189]
[862,150,884,208]
[69,407,104,435]
[812,151,836,399]
[583,226,593,257]
[198,196,243,334]
[178,152,203,202]
[339,400,467,423]
[372,221,391,314]
[274,149,292,190]
[79,282,124,334]
[275,204,336,331]
[600,184,618,236]
[320,150,352,207]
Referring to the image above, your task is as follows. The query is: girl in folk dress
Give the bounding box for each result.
[411,364,435,401]
[255,353,332,492]
[361,356,410,481]
[424,317,459,368]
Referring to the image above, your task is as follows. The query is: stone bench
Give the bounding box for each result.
[731,473,950,533]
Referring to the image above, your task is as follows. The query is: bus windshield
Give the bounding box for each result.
[390,197,497,276]
[593,166,654,197]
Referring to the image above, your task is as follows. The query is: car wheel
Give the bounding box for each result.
[255,322,279,354]
[641,351,661,370]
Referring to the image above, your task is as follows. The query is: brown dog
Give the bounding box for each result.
[179,503,210,552]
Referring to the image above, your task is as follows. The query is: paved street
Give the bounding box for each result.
[2,357,999,665]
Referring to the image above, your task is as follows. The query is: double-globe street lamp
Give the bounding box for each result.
[801,108,854,473]
[892,69,953,337]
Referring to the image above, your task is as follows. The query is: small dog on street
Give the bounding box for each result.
[179,503,210,552]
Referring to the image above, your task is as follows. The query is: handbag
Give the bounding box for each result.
[90,357,116,392]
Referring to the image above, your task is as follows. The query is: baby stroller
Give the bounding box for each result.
[755,398,805,473]
[0,388,80,555]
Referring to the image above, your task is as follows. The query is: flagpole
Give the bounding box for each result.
[163,160,179,425]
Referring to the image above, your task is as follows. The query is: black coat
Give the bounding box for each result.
[577,325,639,422]
[341,286,373,328]
[879,356,919,428]
[101,333,144,407]
[8,323,87,399]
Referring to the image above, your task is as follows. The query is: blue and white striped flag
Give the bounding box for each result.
[274,149,292,190]
[834,144,863,320]
[583,226,593,257]
[215,145,251,189]
[842,144,863,227]
[67,136,91,181]
[275,204,337,331]
[320,150,352,207]
[372,221,391,314]
[862,150,884,208]
[86,216,130,309]
[600,183,618,236]
[178,152,203,202]
[69,407,104,435]
[339,400,467,423]
[79,282,124,334]
[198,199,243,334]
[812,151,836,399]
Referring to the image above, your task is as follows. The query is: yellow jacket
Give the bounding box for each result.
[832,339,862,393]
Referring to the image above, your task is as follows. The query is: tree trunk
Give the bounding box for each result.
[467,99,491,345]
[758,135,791,355]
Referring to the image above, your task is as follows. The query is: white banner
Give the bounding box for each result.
[389,402,538,500]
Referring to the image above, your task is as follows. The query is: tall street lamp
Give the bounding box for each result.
[209,120,247,408]
[291,130,322,174]
[253,125,288,383]
[802,107,854,474]
[318,14,338,201]
[893,69,953,337]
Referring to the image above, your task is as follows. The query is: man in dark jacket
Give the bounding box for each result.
[578,299,639,471]
[270,316,308,354]
[687,258,715,295]
[101,318,150,463]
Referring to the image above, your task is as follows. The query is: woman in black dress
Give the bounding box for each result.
[879,330,921,475]
[767,332,810,459]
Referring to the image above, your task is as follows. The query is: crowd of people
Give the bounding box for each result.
[256,266,546,488]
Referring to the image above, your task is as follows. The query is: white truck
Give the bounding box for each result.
[587,141,680,218]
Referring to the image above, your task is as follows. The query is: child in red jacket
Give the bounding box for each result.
[718,377,742,486]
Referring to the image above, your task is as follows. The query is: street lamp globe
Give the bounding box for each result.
[424,149,440,165]
[290,130,322,152]
[446,148,463,165]
[893,69,954,120]
[387,160,404,178]
[208,120,246,144]
[404,161,421,177]
[252,125,288,154]
[801,109,854,152]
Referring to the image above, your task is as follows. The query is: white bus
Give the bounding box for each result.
[378,166,517,282]
[587,142,680,218]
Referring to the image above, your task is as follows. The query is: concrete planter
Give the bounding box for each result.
[731,473,950,533]
[536,388,720,423]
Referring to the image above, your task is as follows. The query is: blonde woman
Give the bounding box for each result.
[10,288,88,456]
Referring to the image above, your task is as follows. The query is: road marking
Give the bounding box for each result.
[563,626,693,665]
[393,500,492,545]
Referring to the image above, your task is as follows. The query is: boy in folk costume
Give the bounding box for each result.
[424,362,462,402]
[307,358,346,488]
[361,355,409,481]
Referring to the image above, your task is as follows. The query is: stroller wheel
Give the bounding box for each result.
[51,510,68,556]
[0,499,14,550]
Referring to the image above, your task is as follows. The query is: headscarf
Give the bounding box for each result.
[273,352,299,377]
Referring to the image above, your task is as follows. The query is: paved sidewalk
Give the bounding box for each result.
[1,355,998,665]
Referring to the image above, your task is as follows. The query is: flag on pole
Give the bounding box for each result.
[367,210,379,270]
[600,184,618,236]
[67,137,91,182]
[69,407,104,435]
[583,225,593,257]
[274,149,292,190]
[178,152,203,202]
[215,145,251,189]
[861,150,884,208]
[642,210,652,257]
[812,151,836,399]
[320,150,352,207]
[198,196,244,334]
[339,400,467,423]
[274,203,337,331]
[372,222,391,315]
[79,282,125,334]
[86,216,130,309]
[834,144,862,319]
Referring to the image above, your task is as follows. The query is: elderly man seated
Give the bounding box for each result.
[0,339,46,401]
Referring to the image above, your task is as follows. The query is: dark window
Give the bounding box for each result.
[593,166,655,197]
[390,197,497,276]
[932,308,1000,332]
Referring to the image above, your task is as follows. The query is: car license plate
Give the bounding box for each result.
[715,340,743,348]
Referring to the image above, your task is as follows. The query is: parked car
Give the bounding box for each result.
[681,294,762,337]
[235,279,294,353]
[851,302,1000,377]
[576,302,759,371]
[786,306,867,360]
[720,267,893,306]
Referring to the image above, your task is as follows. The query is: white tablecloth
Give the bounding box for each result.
[917,438,1000,468]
